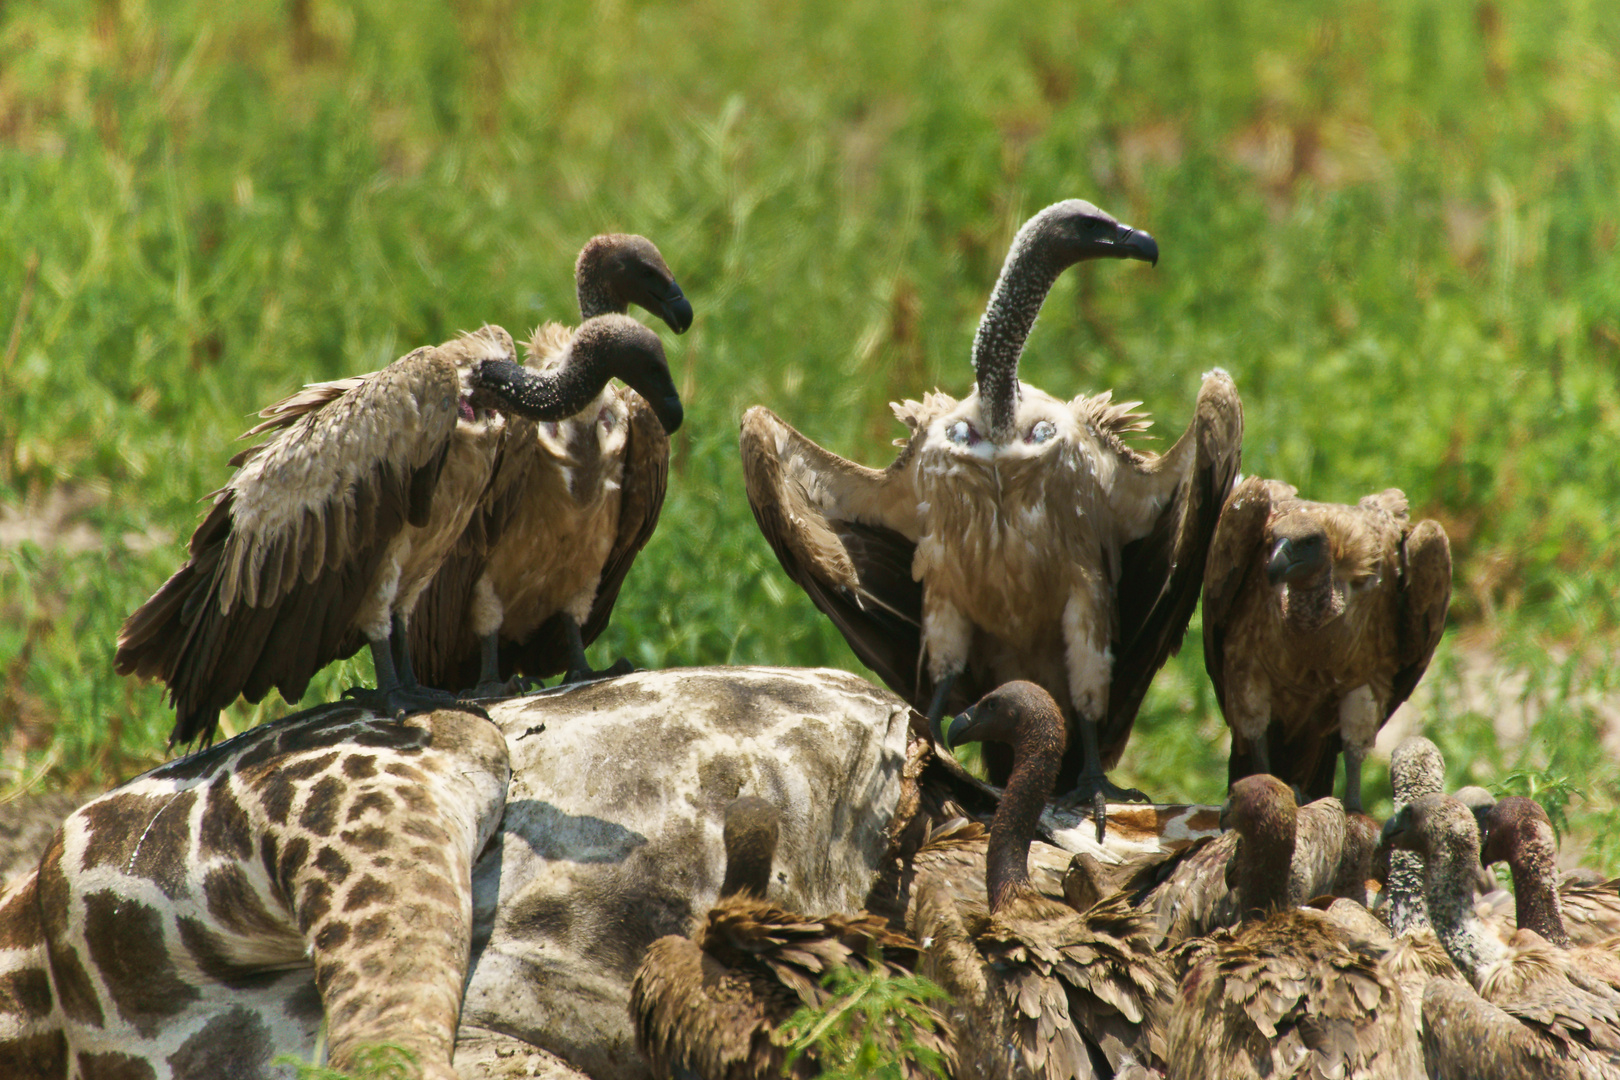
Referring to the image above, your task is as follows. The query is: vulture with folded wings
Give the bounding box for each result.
[1202,478,1451,810]
[408,234,692,695]
[116,316,682,747]
[740,200,1243,838]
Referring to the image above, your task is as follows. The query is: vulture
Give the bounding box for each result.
[629,795,953,1080]
[410,234,692,694]
[1380,793,1620,1078]
[1480,797,1620,951]
[1202,478,1452,810]
[909,681,1175,1079]
[741,199,1243,838]
[115,316,681,746]
[1166,775,1421,1080]
[1134,786,1348,947]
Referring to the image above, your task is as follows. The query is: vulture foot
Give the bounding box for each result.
[461,675,543,702]
[560,656,636,686]
[342,683,485,722]
[1060,771,1151,843]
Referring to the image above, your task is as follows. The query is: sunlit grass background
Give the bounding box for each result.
[3,0,1618,868]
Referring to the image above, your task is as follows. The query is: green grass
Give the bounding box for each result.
[3,0,1619,867]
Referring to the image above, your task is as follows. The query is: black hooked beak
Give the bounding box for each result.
[1115,224,1158,266]
[1266,536,1320,587]
[934,703,977,754]
[1218,797,1233,833]
[653,285,694,335]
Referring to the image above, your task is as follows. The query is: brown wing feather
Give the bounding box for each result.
[115,348,461,746]
[1389,518,1451,718]
[506,391,672,680]
[739,406,940,707]
[1200,475,1288,720]
[1102,369,1243,765]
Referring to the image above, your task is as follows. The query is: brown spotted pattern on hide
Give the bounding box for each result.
[0,700,508,1080]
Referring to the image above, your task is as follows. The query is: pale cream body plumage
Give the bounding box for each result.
[742,200,1242,837]
[411,234,689,692]
[1204,478,1451,809]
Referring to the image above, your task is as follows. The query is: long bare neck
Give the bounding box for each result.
[1503,822,1570,948]
[1425,841,1508,984]
[985,711,1065,912]
[1235,808,1297,915]
[1388,749,1443,936]
[477,353,608,421]
[971,224,1068,445]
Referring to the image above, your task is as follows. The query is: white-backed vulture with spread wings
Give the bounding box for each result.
[409,235,691,694]
[115,315,682,747]
[740,199,1243,839]
[1202,477,1452,810]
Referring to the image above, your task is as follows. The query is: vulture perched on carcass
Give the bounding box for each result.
[1202,478,1451,810]
[409,234,692,695]
[116,316,682,747]
[741,199,1243,838]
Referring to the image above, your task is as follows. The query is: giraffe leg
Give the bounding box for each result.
[285,709,509,1078]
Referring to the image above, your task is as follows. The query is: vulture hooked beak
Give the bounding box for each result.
[652,286,695,335]
[1114,224,1159,266]
[935,704,977,754]
[1378,806,1413,852]
[1266,535,1326,587]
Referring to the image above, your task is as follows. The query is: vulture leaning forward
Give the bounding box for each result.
[409,234,692,694]
[741,199,1243,838]
[1202,478,1452,810]
[115,315,682,747]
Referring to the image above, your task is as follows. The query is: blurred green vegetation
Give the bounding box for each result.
[2,0,1617,866]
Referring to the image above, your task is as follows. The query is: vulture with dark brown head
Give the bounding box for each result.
[910,681,1175,1079]
[409,234,692,695]
[1167,775,1420,1079]
[116,316,682,747]
[741,200,1243,838]
[1202,478,1452,810]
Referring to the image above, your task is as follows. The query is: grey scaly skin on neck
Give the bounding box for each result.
[1383,795,1507,985]
[1385,736,1446,936]
[473,315,683,433]
[943,681,1067,913]
[969,200,1158,445]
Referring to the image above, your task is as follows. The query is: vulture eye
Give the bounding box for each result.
[948,421,976,446]
[1027,420,1056,444]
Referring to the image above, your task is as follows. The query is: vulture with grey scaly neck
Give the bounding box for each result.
[409,234,692,695]
[741,200,1242,839]
[116,316,681,747]
[629,795,953,1080]
[1202,478,1451,810]
[1381,793,1620,1078]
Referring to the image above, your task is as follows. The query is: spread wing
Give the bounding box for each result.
[1102,368,1244,762]
[1389,518,1451,717]
[508,390,671,679]
[116,348,462,746]
[739,405,938,706]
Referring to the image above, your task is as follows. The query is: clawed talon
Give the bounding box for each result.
[560,656,636,685]
[1060,772,1153,843]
